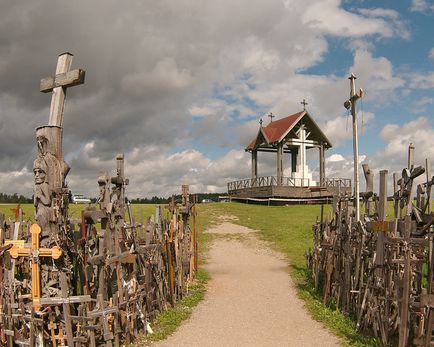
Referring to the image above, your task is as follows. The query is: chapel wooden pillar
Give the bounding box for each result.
[291,148,298,173]
[276,142,283,186]
[251,150,258,186]
[319,144,325,186]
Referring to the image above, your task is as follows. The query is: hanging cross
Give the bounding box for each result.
[40,52,85,127]
[268,112,274,123]
[301,99,308,111]
[8,223,62,311]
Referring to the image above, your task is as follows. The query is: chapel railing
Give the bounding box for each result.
[227,176,351,192]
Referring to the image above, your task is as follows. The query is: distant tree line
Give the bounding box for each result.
[129,192,225,204]
[0,193,32,203]
[0,192,226,204]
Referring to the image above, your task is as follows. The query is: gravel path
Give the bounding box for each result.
[153,221,341,347]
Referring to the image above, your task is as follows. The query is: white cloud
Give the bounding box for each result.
[413,96,434,113]
[348,50,404,99]
[302,0,409,38]
[429,48,434,59]
[327,154,345,162]
[121,57,194,95]
[376,117,434,171]
[410,0,434,12]
[409,72,434,89]
[323,112,375,147]
[66,143,253,198]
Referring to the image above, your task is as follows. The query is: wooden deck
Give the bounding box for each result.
[227,176,351,202]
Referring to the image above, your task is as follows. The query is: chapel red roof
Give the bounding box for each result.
[262,111,303,143]
[245,110,332,151]
[246,111,304,151]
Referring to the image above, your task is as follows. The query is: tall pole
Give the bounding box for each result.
[345,73,364,222]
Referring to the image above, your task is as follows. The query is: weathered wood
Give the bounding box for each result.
[7,224,62,310]
[319,144,325,186]
[307,151,434,345]
[40,68,85,93]
[276,142,283,186]
[2,52,197,347]
[251,150,258,182]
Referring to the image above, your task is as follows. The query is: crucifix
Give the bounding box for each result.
[268,112,274,123]
[344,73,364,222]
[301,99,308,111]
[8,223,62,311]
[40,52,85,127]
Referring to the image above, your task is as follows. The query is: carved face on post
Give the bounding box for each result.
[33,158,48,185]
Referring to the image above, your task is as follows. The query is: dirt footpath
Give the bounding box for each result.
[153,221,341,347]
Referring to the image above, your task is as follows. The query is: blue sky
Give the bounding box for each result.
[0,0,433,197]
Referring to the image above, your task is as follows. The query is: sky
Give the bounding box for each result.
[0,0,433,199]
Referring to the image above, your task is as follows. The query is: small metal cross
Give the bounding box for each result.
[268,112,274,123]
[301,99,308,111]
[259,119,263,126]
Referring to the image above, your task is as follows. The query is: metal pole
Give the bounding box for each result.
[349,73,360,222]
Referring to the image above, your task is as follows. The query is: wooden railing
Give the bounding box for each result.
[227,176,351,192]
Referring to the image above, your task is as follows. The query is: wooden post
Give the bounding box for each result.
[251,150,258,185]
[375,170,388,267]
[319,144,325,186]
[362,164,374,215]
[344,73,364,222]
[60,273,74,347]
[393,172,399,218]
[427,158,432,214]
[408,143,415,171]
[193,195,197,272]
[276,142,283,186]
[399,216,412,347]
[291,148,298,174]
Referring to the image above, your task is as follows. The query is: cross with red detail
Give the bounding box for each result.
[10,204,24,220]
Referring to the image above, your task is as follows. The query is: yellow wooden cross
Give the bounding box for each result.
[8,223,62,311]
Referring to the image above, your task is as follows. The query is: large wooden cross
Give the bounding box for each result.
[8,224,62,311]
[40,52,85,127]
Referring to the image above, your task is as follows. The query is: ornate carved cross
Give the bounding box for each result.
[8,224,62,311]
[40,52,85,127]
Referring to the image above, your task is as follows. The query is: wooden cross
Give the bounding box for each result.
[40,52,85,127]
[88,294,118,346]
[301,98,308,110]
[8,223,62,311]
[10,204,24,220]
[40,273,91,347]
[268,112,274,123]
